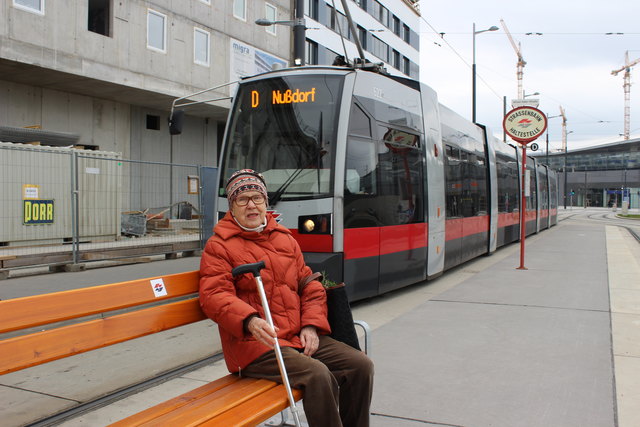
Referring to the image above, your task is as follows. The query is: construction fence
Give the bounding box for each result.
[0,142,216,276]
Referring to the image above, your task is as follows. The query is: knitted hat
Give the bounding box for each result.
[225,169,268,204]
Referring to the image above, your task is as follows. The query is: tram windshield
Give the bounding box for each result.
[220,74,344,203]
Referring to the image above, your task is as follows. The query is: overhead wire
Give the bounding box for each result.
[420,16,504,100]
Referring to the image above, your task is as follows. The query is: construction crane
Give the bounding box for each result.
[559,105,567,153]
[611,50,640,140]
[500,19,526,100]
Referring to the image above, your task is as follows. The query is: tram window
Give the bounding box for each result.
[526,163,537,210]
[344,129,424,228]
[444,144,462,218]
[496,153,519,213]
[345,138,377,195]
[378,136,423,225]
[349,104,372,137]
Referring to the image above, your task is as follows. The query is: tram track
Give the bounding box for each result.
[564,210,640,244]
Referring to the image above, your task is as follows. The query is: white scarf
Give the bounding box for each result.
[232,213,267,233]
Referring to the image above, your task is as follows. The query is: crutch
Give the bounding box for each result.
[232,261,302,427]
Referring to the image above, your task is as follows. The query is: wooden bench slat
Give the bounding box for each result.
[0,270,200,334]
[135,378,278,427]
[108,374,241,426]
[201,385,304,427]
[0,298,206,375]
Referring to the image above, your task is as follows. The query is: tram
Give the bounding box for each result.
[213,65,558,302]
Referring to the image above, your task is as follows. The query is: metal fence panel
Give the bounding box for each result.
[1,143,72,244]
[0,142,203,272]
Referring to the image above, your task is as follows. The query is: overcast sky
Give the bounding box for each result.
[418,0,640,152]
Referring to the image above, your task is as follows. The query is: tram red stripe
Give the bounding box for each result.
[344,228,380,259]
[343,223,428,260]
[445,216,490,241]
[290,231,333,253]
[379,223,428,255]
[498,212,520,227]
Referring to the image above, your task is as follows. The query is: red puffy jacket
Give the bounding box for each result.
[199,212,330,373]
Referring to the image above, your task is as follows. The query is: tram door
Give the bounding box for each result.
[343,104,426,300]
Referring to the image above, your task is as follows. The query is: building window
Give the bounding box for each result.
[194,28,210,66]
[304,0,318,20]
[372,1,388,27]
[392,15,400,36]
[357,26,367,50]
[330,7,350,39]
[265,3,277,35]
[403,24,410,43]
[371,36,389,63]
[354,0,366,9]
[403,56,410,76]
[147,9,166,52]
[146,115,161,131]
[88,0,111,36]
[13,0,44,14]
[233,0,246,21]
[392,49,400,70]
[305,39,318,65]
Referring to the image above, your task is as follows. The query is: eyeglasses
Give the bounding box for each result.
[235,194,266,206]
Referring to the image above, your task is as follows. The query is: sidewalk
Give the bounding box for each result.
[2,213,639,426]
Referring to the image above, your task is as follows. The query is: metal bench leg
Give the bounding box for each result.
[353,320,372,356]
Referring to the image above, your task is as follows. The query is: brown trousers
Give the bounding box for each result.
[241,335,374,427]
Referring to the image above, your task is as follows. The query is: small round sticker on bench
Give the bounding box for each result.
[150,278,168,297]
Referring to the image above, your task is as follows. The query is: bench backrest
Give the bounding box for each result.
[0,270,205,375]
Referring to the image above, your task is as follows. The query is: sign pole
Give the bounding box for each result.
[517,145,527,270]
[502,106,548,271]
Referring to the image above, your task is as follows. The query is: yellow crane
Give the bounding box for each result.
[500,18,526,100]
[559,105,568,153]
[611,50,640,140]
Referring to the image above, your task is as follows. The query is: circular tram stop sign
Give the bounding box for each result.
[503,106,548,144]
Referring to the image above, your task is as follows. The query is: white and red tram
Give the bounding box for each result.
[216,65,558,301]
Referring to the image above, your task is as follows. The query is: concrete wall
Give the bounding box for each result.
[0,80,131,156]
[2,0,292,99]
[0,0,291,169]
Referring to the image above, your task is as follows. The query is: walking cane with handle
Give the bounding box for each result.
[232,261,302,427]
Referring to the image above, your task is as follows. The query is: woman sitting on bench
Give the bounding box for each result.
[199,169,374,427]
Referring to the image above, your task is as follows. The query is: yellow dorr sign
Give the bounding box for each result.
[23,200,55,225]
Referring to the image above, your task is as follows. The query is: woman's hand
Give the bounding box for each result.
[300,326,319,356]
[247,317,278,348]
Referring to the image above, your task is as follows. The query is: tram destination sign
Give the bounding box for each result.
[503,106,547,144]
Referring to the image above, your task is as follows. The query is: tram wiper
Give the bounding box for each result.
[268,149,327,207]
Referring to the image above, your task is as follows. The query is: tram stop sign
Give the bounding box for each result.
[503,106,548,144]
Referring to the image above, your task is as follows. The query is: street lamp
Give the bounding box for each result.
[563,130,574,209]
[523,92,540,98]
[546,113,562,166]
[255,0,305,66]
[472,23,499,122]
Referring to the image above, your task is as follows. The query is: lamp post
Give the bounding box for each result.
[472,23,499,123]
[256,0,305,66]
[546,114,562,166]
[563,130,574,209]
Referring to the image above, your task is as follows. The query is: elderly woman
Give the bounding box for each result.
[199,169,374,427]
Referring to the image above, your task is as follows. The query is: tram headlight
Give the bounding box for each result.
[298,214,331,234]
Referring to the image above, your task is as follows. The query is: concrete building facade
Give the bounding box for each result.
[1,0,292,166]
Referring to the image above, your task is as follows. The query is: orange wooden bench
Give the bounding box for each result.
[0,270,302,426]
